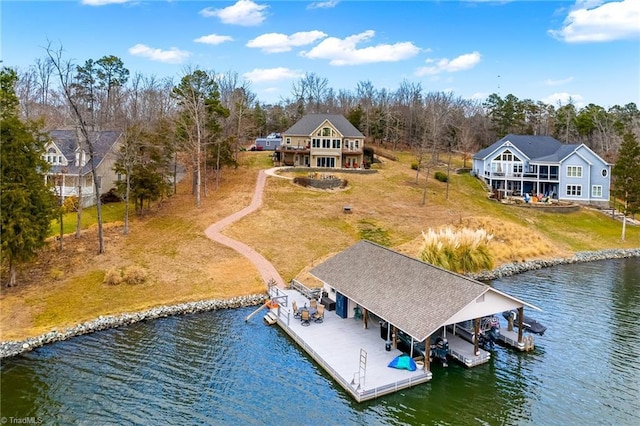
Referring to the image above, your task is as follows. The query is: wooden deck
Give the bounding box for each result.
[267,288,432,402]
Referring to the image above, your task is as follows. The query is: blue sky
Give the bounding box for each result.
[2,0,639,108]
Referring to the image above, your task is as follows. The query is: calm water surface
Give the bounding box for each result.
[1,258,639,425]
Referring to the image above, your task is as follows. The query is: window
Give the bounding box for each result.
[58,156,63,164]
[322,127,332,137]
[315,157,335,168]
[286,137,291,145]
[493,149,521,162]
[312,138,320,148]
[332,139,341,149]
[601,168,608,177]
[566,185,582,196]
[322,138,331,148]
[592,185,603,197]
[355,140,359,149]
[567,165,582,177]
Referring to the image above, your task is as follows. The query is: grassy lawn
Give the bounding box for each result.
[49,202,130,236]
[1,150,638,341]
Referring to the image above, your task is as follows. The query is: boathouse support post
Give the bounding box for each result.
[517,307,524,343]
[424,336,431,371]
[474,318,480,356]
[393,325,398,349]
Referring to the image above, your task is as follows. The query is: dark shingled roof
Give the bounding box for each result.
[47,130,120,175]
[310,241,527,342]
[474,134,566,161]
[535,143,580,163]
[284,114,364,137]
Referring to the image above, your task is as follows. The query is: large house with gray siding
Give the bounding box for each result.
[472,134,611,207]
[43,130,122,207]
[276,114,365,168]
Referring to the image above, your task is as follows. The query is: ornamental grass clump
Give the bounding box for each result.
[419,226,494,273]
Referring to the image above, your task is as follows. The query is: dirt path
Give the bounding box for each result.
[204,168,288,289]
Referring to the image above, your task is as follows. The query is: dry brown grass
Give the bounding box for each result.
[1,149,638,341]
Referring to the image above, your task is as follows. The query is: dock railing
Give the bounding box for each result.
[290,279,322,300]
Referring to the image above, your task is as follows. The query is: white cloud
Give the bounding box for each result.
[200,0,268,26]
[194,34,234,45]
[301,30,420,66]
[82,0,132,5]
[541,92,584,106]
[247,31,327,53]
[307,0,340,9]
[128,44,190,64]
[415,51,481,76]
[243,67,304,82]
[470,92,489,101]
[549,0,640,42]
[544,77,574,86]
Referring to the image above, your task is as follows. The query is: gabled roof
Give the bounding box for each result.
[534,143,580,163]
[47,130,120,175]
[474,134,564,161]
[310,240,535,342]
[284,114,364,138]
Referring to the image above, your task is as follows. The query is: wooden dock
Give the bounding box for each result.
[266,287,432,402]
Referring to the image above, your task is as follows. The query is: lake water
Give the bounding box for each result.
[1,258,639,425]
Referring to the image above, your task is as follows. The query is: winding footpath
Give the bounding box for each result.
[204,168,290,289]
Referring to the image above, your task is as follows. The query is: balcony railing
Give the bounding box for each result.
[483,171,558,181]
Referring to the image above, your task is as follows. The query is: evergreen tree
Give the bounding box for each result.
[1,67,57,286]
[612,133,640,240]
[612,133,640,218]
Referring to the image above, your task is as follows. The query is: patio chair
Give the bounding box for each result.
[313,304,325,323]
[309,299,318,310]
[301,309,311,326]
[292,301,301,319]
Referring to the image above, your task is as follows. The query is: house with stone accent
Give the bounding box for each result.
[472,134,611,207]
[275,114,365,169]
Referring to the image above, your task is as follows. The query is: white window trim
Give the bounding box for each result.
[592,185,603,198]
[567,165,583,178]
[566,184,582,196]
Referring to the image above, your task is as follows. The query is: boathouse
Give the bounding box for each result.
[268,240,540,401]
[311,241,540,361]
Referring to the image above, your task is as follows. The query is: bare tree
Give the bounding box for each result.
[46,42,106,253]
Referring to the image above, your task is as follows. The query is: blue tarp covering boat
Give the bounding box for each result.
[388,355,417,371]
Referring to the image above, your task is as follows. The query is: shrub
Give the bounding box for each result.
[411,163,419,171]
[100,188,122,204]
[62,196,79,213]
[104,268,122,285]
[434,171,448,182]
[293,177,310,187]
[122,266,148,285]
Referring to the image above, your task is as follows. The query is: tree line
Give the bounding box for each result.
[2,46,639,286]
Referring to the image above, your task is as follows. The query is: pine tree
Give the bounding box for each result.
[612,133,640,240]
[1,67,57,286]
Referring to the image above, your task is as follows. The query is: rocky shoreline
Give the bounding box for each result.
[468,248,640,281]
[2,248,639,360]
[0,294,267,359]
